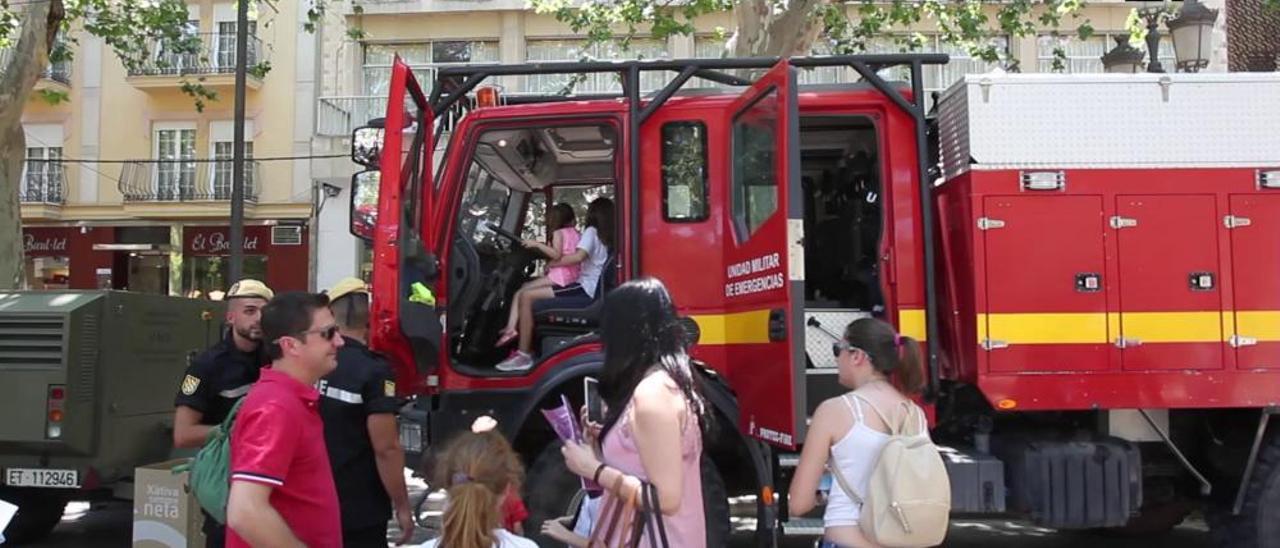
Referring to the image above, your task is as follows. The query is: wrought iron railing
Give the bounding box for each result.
[21,162,66,204]
[127,32,262,77]
[118,159,260,202]
[0,49,71,85]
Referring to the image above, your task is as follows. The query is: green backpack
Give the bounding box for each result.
[175,397,246,524]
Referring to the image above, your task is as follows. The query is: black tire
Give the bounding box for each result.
[1091,500,1193,537]
[523,443,732,547]
[0,488,67,545]
[523,442,584,547]
[702,456,731,547]
[1207,432,1280,548]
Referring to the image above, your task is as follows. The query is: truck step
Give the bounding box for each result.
[778,453,800,468]
[781,517,824,536]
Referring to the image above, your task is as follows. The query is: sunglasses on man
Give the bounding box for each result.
[294,325,340,342]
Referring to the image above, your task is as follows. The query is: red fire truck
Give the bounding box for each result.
[348,55,1280,546]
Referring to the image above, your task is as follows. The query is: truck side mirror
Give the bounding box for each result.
[352,126,385,168]
[350,170,380,241]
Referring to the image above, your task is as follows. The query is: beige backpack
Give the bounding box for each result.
[828,394,951,547]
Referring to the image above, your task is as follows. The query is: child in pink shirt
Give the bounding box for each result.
[497,203,580,348]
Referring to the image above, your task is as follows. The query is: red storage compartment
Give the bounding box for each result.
[1115,194,1224,371]
[1229,194,1280,369]
[981,195,1109,373]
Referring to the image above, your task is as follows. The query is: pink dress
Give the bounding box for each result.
[547,227,582,287]
[599,392,705,547]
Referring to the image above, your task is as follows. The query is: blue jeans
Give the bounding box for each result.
[818,541,854,548]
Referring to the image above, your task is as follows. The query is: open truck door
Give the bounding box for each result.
[720,60,806,449]
[350,57,442,392]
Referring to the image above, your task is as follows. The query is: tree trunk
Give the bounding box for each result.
[729,0,829,58]
[0,0,63,290]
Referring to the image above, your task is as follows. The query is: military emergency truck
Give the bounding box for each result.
[0,291,220,543]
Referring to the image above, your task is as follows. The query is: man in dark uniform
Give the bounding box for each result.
[319,277,413,546]
[173,279,273,548]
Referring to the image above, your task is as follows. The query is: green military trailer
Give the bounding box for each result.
[0,291,222,543]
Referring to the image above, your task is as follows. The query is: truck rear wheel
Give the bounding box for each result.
[1208,432,1280,548]
[0,488,67,544]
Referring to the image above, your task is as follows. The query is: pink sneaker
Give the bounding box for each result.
[495,350,534,372]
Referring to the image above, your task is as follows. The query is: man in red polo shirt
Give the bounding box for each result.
[226,292,345,548]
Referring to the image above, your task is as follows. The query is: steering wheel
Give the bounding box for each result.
[486,222,522,245]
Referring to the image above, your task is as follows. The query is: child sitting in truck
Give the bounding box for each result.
[496,203,581,349]
[496,198,613,372]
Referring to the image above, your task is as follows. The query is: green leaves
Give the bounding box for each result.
[527,0,1094,74]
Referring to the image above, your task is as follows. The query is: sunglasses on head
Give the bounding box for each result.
[295,325,340,342]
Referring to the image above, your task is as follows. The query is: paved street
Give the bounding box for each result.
[28,485,1211,547]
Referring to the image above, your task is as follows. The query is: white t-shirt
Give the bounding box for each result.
[415,529,537,548]
[575,226,610,297]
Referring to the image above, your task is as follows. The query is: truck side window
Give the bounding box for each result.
[662,121,709,222]
[731,88,779,239]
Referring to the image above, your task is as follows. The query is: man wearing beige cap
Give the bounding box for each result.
[173,279,273,548]
[318,277,413,546]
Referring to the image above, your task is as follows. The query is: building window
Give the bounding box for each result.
[363,40,499,96]
[183,255,268,300]
[155,126,196,200]
[866,36,1009,109]
[695,36,848,86]
[213,141,254,200]
[732,89,780,240]
[23,146,63,203]
[662,122,709,222]
[215,21,258,69]
[525,38,671,93]
[1037,33,1176,73]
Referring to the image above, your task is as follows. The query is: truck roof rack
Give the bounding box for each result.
[412,53,951,402]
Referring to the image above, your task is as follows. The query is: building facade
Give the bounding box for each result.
[306,0,1215,287]
[17,0,318,297]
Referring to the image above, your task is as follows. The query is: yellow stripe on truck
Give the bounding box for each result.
[979,313,1110,344]
[974,311,1280,344]
[1236,311,1280,342]
[898,309,927,341]
[1119,311,1224,343]
[690,310,772,345]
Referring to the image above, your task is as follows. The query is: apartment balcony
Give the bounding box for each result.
[118,159,261,218]
[0,49,71,92]
[126,33,264,90]
[316,96,389,137]
[19,163,66,221]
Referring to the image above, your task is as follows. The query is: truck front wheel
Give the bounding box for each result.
[0,488,67,544]
[1208,432,1280,548]
[522,442,732,546]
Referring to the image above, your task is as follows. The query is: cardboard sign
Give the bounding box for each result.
[132,460,205,548]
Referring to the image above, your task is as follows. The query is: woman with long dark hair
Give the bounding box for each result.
[787,318,929,548]
[561,277,709,546]
[497,198,615,372]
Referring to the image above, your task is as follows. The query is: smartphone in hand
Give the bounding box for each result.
[583,376,603,424]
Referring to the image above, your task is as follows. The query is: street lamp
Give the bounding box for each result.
[1101,36,1147,73]
[1136,6,1168,73]
[1166,0,1219,72]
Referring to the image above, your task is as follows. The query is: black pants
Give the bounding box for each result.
[343,522,389,548]
[202,510,225,548]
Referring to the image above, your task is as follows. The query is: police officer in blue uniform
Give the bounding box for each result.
[173,279,273,548]
[319,278,414,546]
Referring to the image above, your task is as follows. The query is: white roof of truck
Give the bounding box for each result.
[936,72,1280,179]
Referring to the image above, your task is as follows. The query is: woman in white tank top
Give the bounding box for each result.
[787,318,931,548]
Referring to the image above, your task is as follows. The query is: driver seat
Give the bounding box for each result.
[532,254,618,343]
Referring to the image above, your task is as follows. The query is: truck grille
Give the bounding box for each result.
[76,313,99,403]
[0,316,66,368]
